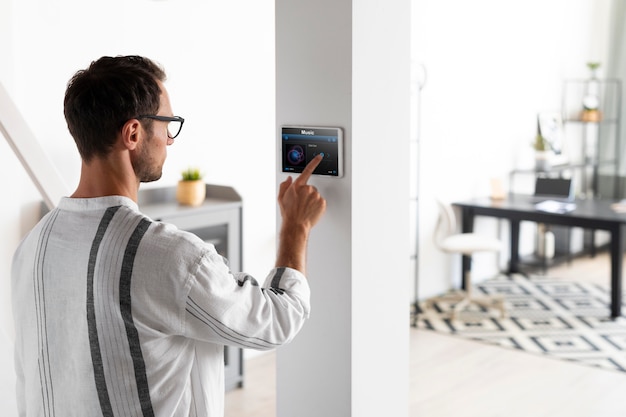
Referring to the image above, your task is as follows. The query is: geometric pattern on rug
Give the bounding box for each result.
[416,274,626,373]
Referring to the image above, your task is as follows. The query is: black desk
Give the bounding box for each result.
[453,195,625,318]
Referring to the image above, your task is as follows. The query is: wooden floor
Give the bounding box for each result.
[225,252,626,417]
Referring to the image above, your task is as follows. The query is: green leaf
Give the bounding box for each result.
[181,167,203,181]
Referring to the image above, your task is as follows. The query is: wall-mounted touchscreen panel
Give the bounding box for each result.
[281,126,343,177]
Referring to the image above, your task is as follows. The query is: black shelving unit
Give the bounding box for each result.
[561,78,622,199]
[509,78,622,271]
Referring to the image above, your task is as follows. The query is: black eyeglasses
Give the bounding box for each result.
[136,115,185,139]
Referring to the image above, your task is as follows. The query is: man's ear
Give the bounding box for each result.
[121,119,142,151]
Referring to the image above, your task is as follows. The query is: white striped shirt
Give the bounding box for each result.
[12,196,310,416]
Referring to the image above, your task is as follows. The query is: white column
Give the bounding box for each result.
[275,1,410,416]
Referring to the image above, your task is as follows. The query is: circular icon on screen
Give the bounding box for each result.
[287,145,305,166]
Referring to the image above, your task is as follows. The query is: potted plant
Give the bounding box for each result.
[533,117,553,171]
[586,61,601,79]
[581,62,602,122]
[176,167,206,206]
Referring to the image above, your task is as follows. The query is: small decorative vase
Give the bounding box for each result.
[581,109,602,123]
[176,180,206,206]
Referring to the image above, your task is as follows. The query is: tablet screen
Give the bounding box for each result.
[281,126,343,177]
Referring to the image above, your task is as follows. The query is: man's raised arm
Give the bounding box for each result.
[276,154,327,274]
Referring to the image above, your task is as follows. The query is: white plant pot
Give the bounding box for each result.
[535,151,553,171]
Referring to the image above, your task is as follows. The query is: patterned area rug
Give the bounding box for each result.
[417,274,626,373]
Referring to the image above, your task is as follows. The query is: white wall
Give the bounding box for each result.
[412,0,615,299]
[1,0,277,414]
[0,0,25,412]
[275,1,410,416]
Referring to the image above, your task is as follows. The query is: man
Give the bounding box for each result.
[12,55,326,416]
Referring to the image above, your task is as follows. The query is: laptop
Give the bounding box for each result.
[532,177,576,213]
[533,177,574,202]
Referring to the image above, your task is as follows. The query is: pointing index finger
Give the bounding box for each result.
[295,154,323,184]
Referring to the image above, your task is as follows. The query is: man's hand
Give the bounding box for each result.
[278,155,327,232]
[276,155,327,274]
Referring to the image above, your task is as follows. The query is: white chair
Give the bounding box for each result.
[426,199,506,320]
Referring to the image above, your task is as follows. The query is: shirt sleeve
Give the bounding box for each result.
[183,250,311,350]
[14,345,25,417]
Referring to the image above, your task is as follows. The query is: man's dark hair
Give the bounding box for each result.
[63,55,167,162]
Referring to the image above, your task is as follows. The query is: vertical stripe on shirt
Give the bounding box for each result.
[119,218,154,417]
[268,267,286,295]
[270,267,286,289]
[87,206,120,417]
[33,209,60,417]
